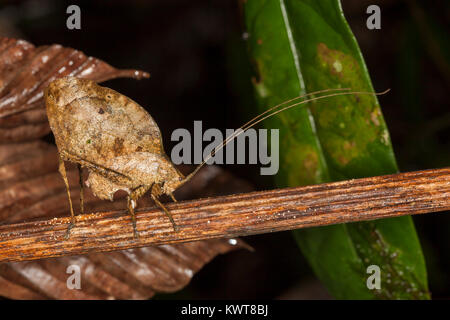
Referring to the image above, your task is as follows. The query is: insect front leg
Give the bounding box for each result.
[126,185,149,239]
[169,193,177,202]
[150,185,178,232]
[58,157,75,239]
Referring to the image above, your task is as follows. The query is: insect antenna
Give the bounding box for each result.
[177,88,390,187]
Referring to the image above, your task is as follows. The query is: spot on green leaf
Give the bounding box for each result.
[317,42,360,87]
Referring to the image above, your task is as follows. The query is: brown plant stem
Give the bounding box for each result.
[0,168,448,263]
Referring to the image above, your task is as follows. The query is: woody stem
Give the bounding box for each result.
[0,168,448,263]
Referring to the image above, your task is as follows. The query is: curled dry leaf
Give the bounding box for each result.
[0,240,245,299]
[0,37,150,143]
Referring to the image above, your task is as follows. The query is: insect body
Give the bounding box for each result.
[45,77,184,238]
[45,76,387,239]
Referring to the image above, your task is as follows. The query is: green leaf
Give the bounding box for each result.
[242,0,429,299]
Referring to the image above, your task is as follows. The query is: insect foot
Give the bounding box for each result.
[65,222,76,240]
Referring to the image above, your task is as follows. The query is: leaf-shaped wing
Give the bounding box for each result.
[0,37,149,143]
[45,77,163,164]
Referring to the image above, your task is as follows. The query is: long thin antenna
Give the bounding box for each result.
[179,88,390,187]
[213,88,351,160]
[179,88,349,184]
[239,87,350,133]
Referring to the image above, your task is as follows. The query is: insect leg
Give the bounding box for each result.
[63,151,133,184]
[150,191,178,232]
[169,193,178,202]
[78,164,84,214]
[127,194,139,239]
[58,158,75,239]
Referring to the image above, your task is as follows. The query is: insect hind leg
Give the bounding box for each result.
[78,164,84,214]
[58,158,76,239]
[127,194,139,239]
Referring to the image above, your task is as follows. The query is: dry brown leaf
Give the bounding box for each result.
[0,240,245,299]
[0,37,150,143]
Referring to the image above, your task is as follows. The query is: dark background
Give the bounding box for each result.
[0,0,448,299]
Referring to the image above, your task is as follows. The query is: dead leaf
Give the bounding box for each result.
[0,37,150,143]
[0,239,244,299]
